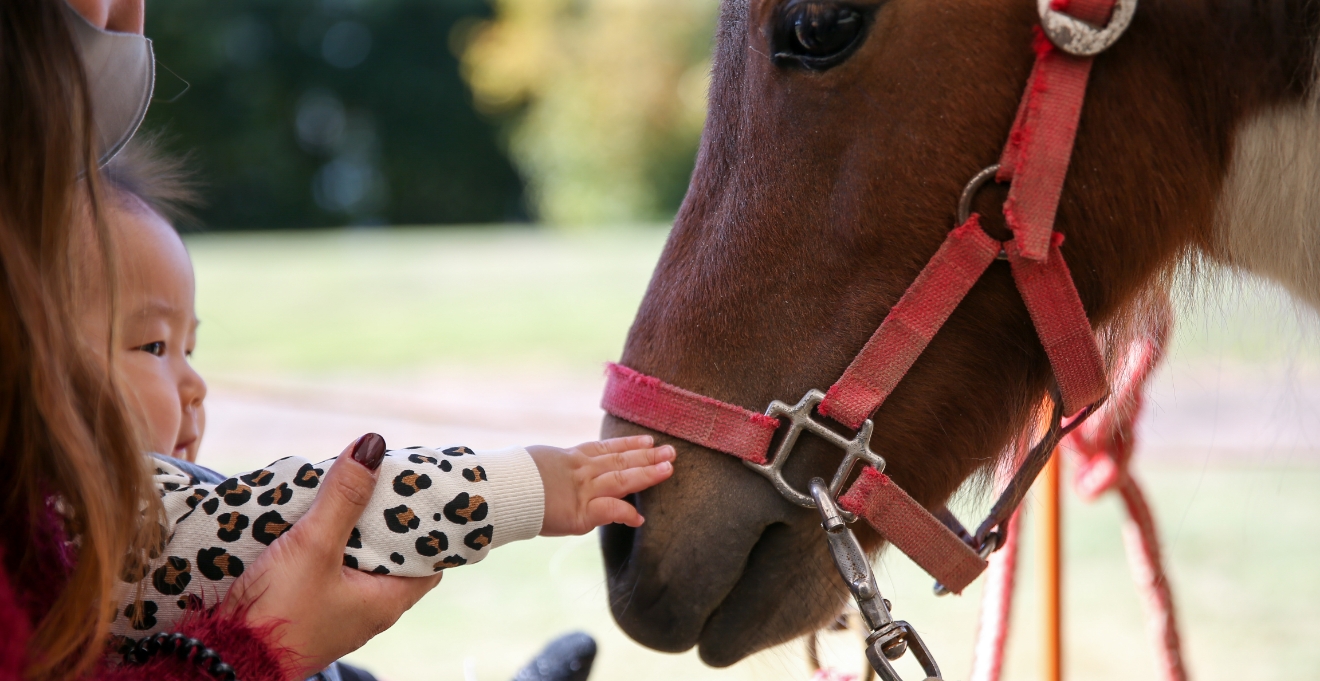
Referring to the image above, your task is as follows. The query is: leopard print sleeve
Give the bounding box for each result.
[109,446,544,641]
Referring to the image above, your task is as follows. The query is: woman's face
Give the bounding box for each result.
[64,0,143,33]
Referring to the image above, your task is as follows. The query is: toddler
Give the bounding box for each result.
[96,142,674,642]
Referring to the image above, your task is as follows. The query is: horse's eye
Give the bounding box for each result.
[792,5,862,55]
[773,3,868,70]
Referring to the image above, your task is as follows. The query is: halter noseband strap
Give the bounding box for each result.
[602,0,1123,598]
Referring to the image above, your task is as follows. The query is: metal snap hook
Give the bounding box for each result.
[808,479,943,681]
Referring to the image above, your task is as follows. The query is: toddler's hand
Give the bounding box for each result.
[528,435,675,536]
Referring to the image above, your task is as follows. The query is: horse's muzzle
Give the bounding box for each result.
[598,415,849,665]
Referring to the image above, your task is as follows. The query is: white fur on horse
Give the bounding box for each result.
[109,446,543,640]
[1216,102,1320,312]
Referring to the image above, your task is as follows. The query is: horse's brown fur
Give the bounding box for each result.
[600,0,1320,665]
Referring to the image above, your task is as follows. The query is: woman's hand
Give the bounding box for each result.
[528,435,675,536]
[220,433,443,679]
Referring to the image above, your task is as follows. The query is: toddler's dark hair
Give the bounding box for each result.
[102,134,200,227]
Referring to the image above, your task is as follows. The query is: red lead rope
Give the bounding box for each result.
[971,310,1187,681]
[602,0,1116,596]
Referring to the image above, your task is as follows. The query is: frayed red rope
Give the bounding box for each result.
[602,363,778,463]
[1032,26,1056,59]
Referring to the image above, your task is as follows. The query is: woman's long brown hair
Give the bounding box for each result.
[0,0,163,677]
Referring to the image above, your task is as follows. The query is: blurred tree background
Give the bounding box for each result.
[142,0,718,230]
[462,0,717,226]
[143,0,526,229]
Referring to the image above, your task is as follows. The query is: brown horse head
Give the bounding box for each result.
[601,0,1320,665]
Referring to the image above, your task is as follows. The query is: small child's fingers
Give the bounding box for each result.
[584,445,674,478]
[591,461,674,499]
[585,497,646,529]
[575,435,654,457]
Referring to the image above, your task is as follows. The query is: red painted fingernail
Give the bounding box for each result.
[351,433,386,471]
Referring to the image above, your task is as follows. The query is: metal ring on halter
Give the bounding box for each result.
[931,532,1002,597]
[1037,0,1138,57]
[957,164,1002,225]
[957,164,1009,261]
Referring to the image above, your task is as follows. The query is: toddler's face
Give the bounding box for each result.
[108,198,207,461]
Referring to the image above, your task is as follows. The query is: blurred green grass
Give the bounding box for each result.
[184,226,1320,681]
[187,226,670,375]
[188,226,1320,377]
[347,465,1320,681]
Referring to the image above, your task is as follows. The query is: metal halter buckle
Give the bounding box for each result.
[810,479,943,681]
[1037,0,1137,57]
[743,390,886,520]
[744,393,941,681]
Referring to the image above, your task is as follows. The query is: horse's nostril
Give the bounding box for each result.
[599,494,639,571]
[599,524,636,571]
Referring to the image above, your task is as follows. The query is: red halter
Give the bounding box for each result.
[603,0,1119,597]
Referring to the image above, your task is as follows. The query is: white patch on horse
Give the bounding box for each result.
[1214,101,1320,311]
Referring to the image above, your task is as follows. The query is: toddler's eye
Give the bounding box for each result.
[137,341,166,357]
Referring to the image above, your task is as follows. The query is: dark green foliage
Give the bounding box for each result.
[143,0,525,229]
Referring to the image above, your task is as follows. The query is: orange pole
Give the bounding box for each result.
[1039,451,1063,681]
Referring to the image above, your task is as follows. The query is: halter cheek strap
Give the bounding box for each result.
[602,0,1119,598]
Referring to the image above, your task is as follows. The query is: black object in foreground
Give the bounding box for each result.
[124,632,238,681]
[511,631,597,681]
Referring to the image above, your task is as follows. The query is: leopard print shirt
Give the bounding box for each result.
[109,445,543,639]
